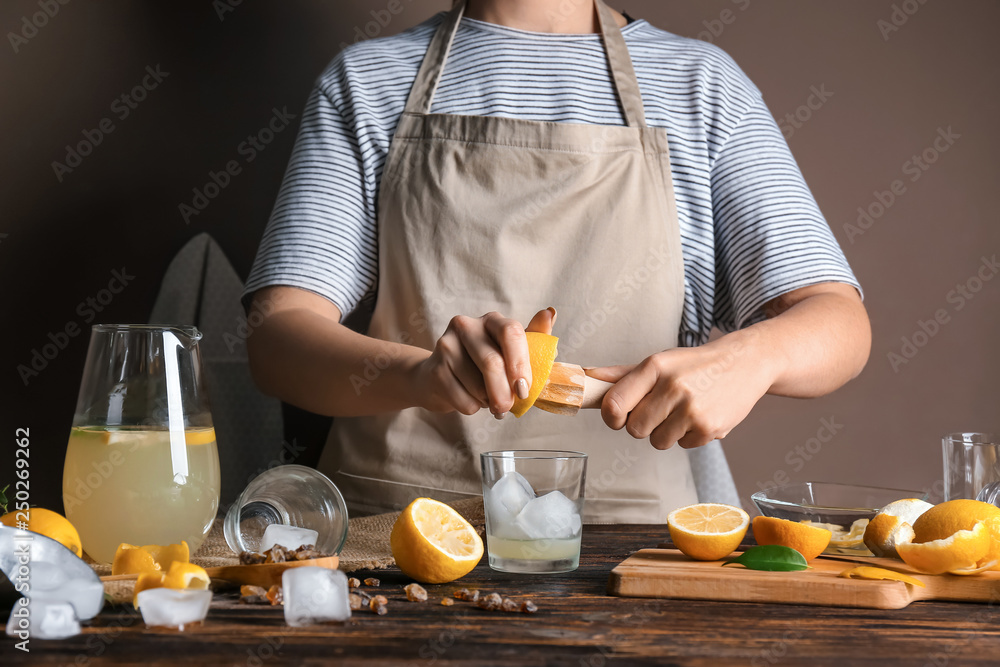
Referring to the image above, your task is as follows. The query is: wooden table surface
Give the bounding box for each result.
[5,525,1000,666]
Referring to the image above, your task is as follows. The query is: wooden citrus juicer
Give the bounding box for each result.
[533,363,615,416]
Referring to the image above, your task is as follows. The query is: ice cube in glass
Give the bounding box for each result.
[260,524,320,553]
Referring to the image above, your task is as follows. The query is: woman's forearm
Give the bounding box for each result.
[246,289,430,417]
[743,282,871,398]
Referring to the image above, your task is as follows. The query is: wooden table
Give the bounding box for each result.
[7,525,1000,666]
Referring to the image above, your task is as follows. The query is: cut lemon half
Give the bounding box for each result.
[752,516,832,561]
[667,503,749,561]
[511,332,559,418]
[896,521,991,574]
[390,498,484,584]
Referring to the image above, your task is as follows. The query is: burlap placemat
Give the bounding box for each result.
[92,497,485,605]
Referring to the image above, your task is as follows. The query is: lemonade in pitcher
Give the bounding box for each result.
[63,426,221,563]
[62,324,221,563]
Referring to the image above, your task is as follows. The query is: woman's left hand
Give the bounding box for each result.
[587,332,773,450]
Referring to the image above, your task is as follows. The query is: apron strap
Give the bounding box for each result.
[403,0,648,128]
[402,1,466,116]
[594,0,647,128]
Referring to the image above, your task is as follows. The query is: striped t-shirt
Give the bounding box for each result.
[244,12,860,347]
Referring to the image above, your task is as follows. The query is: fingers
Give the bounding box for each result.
[600,359,658,431]
[525,307,557,334]
[583,364,634,383]
[451,317,515,414]
[649,415,688,451]
[430,355,487,416]
[623,390,677,441]
[481,311,532,402]
[450,347,490,409]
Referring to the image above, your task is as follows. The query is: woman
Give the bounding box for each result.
[243,0,870,521]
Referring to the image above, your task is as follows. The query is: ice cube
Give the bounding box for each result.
[260,524,320,553]
[26,561,69,592]
[137,589,212,630]
[485,471,535,527]
[282,566,351,627]
[6,600,81,640]
[512,490,581,540]
[33,578,104,621]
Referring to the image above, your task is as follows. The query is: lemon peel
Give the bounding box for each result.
[752,516,831,561]
[839,565,925,588]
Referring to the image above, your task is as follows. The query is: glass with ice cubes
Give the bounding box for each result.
[481,450,587,573]
[223,465,349,556]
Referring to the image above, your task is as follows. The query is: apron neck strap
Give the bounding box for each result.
[402,0,648,128]
[595,0,646,128]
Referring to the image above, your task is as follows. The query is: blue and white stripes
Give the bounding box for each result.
[244,12,860,346]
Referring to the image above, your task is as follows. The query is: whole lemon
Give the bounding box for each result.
[1,507,84,558]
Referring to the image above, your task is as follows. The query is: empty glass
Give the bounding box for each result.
[943,433,1000,506]
[481,450,587,574]
[223,465,348,556]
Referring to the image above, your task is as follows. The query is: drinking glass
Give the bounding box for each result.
[943,432,1000,505]
[481,450,587,574]
[223,465,349,556]
[62,325,220,563]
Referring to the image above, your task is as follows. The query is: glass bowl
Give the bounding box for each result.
[751,482,928,555]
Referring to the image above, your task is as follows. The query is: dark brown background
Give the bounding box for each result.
[2,0,997,512]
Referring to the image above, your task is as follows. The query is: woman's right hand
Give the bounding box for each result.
[413,307,556,418]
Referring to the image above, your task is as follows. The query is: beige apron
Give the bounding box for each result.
[320,0,699,522]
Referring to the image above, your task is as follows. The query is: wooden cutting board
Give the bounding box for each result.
[607,548,1000,609]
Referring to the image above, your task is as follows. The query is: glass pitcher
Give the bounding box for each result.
[62,325,221,563]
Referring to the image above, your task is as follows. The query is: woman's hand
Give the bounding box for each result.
[413,307,556,418]
[588,282,870,450]
[589,332,773,450]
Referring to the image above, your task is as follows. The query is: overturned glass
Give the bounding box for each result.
[223,465,348,556]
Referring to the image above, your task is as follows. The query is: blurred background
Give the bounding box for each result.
[2,0,997,512]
